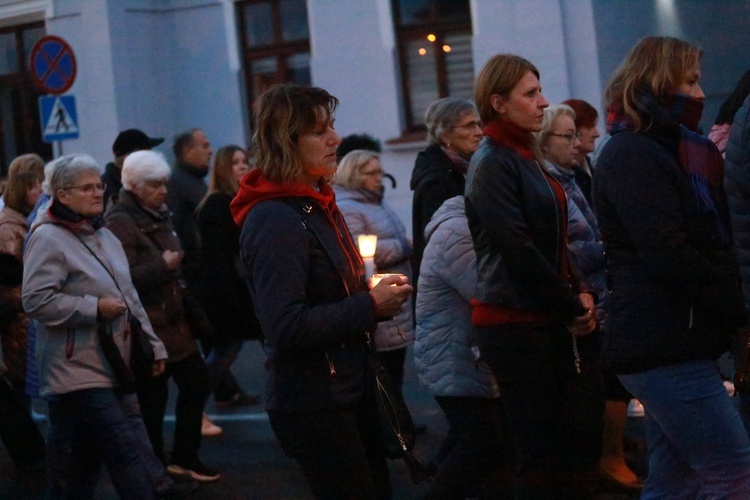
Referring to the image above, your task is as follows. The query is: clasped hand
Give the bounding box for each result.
[567,292,596,337]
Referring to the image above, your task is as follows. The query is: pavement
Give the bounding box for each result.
[0,341,646,499]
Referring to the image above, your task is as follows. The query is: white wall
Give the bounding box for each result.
[44,0,248,168]
[45,0,119,165]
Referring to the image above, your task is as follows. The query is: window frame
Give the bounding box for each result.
[235,0,311,130]
[391,0,473,131]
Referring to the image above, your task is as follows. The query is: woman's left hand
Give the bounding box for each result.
[152,359,166,377]
[567,293,596,337]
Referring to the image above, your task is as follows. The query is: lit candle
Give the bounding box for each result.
[357,234,377,258]
[357,234,378,285]
[370,273,403,288]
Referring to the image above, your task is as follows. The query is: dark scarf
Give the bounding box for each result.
[440,145,470,175]
[48,199,105,231]
[607,92,730,244]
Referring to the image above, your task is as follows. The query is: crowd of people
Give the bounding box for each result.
[2,34,750,498]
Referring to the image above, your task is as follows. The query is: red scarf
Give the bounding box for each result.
[482,119,535,160]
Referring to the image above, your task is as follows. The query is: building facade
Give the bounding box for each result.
[0,0,748,234]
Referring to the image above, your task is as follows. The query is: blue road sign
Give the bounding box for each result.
[39,95,79,142]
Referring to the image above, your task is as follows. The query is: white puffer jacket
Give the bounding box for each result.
[414,196,498,398]
[334,186,414,352]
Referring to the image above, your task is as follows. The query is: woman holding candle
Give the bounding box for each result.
[465,54,597,498]
[231,83,412,499]
[334,149,414,393]
[594,36,750,496]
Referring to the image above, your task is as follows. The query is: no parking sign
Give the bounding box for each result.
[29,35,77,95]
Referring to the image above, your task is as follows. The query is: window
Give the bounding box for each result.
[392,0,474,130]
[0,21,52,175]
[236,0,311,127]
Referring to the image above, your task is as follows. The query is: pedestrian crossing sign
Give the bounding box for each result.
[39,94,79,142]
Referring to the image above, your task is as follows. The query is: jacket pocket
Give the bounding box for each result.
[65,328,75,359]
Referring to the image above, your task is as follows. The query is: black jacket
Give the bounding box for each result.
[410,145,466,281]
[725,94,750,316]
[166,162,207,268]
[196,192,261,341]
[465,137,584,324]
[594,126,745,374]
[101,162,121,211]
[239,197,378,412]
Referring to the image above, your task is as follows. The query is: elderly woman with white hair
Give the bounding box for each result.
[22,154,169,498]
[105,150,220,483]
[333,149,414,393]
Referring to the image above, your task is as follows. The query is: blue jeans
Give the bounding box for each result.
[46,388,157,499]
[619,360,750,498]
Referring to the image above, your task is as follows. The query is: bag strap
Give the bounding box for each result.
[67,229,134,318]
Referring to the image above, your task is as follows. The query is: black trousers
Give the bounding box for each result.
[136,351,210,466]
[0,376,45,468]
[269,399,392,500]
[473,324,604,500]
[430,396,514,499]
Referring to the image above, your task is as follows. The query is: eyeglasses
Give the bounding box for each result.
[62,182,106,195]
[452,121,483,131]
[548,132,581,143]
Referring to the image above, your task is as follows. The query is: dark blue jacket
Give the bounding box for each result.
[239,197,378,412]
[725,94,750,317]
[594,125,745,374]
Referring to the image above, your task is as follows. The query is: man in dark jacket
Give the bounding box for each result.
[101,129,164,210]
[167,128,212,287]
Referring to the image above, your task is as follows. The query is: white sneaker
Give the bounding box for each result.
[201,413,222,437]
[627,399,645,418]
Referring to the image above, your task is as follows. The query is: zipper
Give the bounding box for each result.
[324,351,336,376]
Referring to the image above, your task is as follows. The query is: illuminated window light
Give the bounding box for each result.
[442,45,451,52]
[427,34,436,42]
[418,48,427,56]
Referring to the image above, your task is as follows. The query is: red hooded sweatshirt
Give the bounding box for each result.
[230,169,364,279]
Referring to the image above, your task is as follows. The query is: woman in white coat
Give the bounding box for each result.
[334,149,414,393]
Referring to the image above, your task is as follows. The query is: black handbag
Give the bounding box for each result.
[371,355,433,483]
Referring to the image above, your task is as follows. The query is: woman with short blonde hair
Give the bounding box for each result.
[333,149,379,190]
[334,149,414,399]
